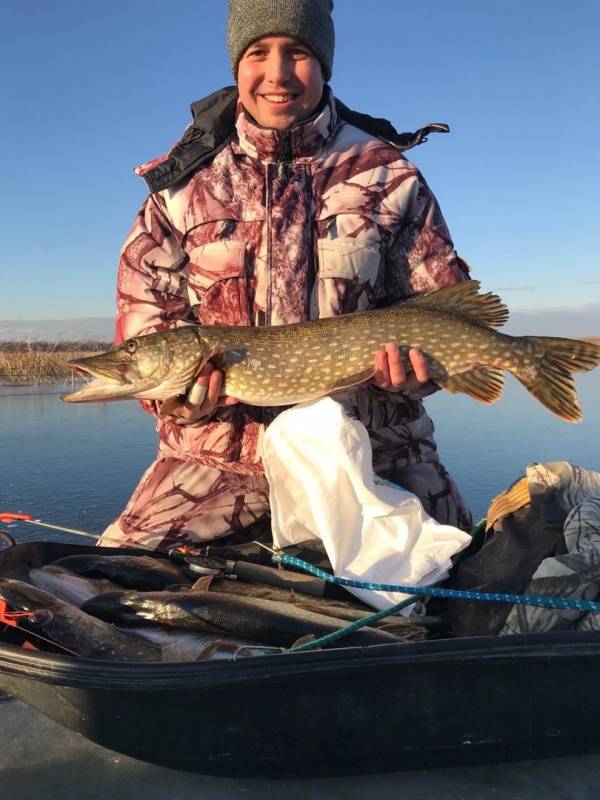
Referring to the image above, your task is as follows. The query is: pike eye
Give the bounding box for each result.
[124,340,138,354]
[28,609,54,626]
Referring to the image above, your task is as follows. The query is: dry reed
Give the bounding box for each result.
[0,342,108,384]
[2,337,598,385]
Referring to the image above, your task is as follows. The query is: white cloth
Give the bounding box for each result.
[262,397,472,612]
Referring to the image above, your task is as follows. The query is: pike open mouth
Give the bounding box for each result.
[72,370,126,386]
[67,356,134,386]
[60,362,139,403]
[60,378,118,403]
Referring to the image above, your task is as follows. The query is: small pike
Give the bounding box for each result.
[61,281,600,422]
[123,627,280,662]
[28,565,124,607]
[208,577,432,638]
[81,590,401,648]
[50,554,192,592]
[0,578,161,661]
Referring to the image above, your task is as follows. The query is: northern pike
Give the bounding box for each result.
[207,577,433,639]
[0,578,161,661]
[81,590,402,648]
[51,554,192,592]
[61,281,600,422]
[28,565,125,607]
[123,626,281,662]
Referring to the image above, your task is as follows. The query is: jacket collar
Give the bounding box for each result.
[135,84,449,193]
[234,87,338,162]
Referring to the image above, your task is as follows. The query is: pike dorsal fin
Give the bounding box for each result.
[412,280,509,328]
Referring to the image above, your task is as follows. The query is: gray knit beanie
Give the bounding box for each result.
[227,0,335,81]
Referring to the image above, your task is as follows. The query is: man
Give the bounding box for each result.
[99,0,472,550]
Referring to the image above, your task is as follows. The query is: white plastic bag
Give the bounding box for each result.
[262,397,471,612]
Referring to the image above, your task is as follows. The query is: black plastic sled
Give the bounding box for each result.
[2,540,600,778]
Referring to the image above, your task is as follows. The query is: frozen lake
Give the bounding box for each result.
[1,371,599,542]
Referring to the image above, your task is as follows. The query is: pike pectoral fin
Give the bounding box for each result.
[438,368,504,403]
[157,383,209,417]
[330,367,376,393]
[158,396,182,417]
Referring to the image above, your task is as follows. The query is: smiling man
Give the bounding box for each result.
[98,0,472,550]
[236,35,325,131]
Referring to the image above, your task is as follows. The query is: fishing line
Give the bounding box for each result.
[13,630,79,657]
[1,610,34,621]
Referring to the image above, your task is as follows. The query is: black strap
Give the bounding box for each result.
[334,98,449,150]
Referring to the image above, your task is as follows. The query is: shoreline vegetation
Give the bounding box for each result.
[1,337,599,385]
[0,341,111,384]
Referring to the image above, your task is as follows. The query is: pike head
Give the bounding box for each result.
[61,327,210,403]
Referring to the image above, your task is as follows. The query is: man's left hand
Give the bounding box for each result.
[372,343,430,392]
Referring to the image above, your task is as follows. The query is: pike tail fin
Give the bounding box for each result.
[515,337,600,422]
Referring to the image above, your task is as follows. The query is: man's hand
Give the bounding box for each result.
[161,362,239,423]
[372,343,430,392]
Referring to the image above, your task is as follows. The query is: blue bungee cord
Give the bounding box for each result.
[271,552,600,614]
[251,525,600,652]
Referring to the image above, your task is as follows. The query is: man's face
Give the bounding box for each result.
[237,36,325,131]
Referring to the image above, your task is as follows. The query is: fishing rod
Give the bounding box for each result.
[0,512,334,597]
[0,512,100,541]
[0,512,223,564]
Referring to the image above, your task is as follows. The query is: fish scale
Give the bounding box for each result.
[62,280,600,423]
[206,303,541,403]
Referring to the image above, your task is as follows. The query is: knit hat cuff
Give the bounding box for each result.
[227,0,335,81]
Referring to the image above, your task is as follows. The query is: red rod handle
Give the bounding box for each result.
[0,513,33,523]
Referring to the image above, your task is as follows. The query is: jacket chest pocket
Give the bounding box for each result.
[186,239,249,325]
[315,213,383,317]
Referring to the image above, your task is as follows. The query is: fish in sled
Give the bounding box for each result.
[2,529,600,778]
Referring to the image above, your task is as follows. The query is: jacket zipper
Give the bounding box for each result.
[265,162,273,325]
[278,131,292,172]
[266,131,294,323]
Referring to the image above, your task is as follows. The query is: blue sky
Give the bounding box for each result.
[1,0,599,320]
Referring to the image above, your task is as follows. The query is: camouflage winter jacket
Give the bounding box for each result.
[115,87,469,475]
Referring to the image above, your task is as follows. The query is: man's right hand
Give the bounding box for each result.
[161,362,239,423]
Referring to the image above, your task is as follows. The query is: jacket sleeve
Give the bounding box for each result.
[114,194,192,345]
[388,170,470,298]
[114,194,193,416]
[381,170,471,401]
